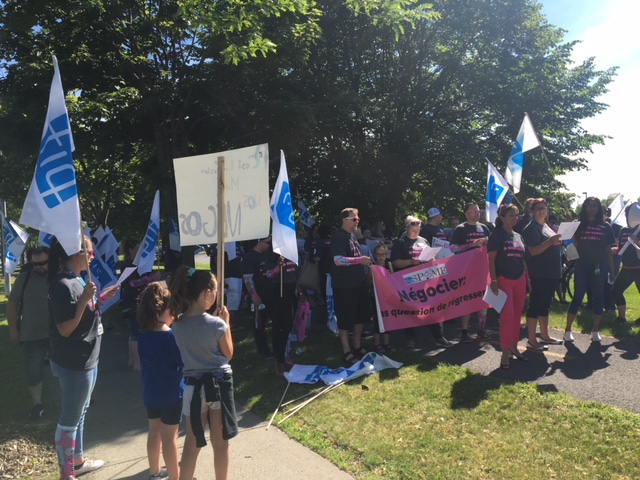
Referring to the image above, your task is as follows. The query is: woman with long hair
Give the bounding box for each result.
[563,197,616,343]
[488,204,529,369]
[48,236,118,480]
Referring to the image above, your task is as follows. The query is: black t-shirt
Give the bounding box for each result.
[242,249,273,300]
[419,224,447,245]
[488,228,526,280]
[390,233,430,271]
[522,221,562,279]
[266,252,298,285]
[574,222,616,264]
[450,222,491,251]
[330,228,367,288]
[49,271,102,370]
[514,214,531,234]
[618,227,640,268]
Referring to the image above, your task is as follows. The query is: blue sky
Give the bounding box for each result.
[541,0,639,204]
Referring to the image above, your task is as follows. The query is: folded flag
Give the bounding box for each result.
[2,216,30,274]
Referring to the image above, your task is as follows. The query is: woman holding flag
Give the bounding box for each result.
[48,236,118,480]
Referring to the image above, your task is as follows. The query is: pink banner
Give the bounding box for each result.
[372,247,490,332]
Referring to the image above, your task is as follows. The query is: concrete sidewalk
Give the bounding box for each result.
[81,328,354,480]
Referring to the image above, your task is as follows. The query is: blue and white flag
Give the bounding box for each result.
[270,151,298,264]
[169,218,181,252]
[133,190,160,274]
[284,352,403,386]
[608,194,627,227]
[504,114,540,194]
[2,215,30,274]
[486,159,509,224]
[38,231,54,247]
[95,226,119,275]
[297,198,315,228]
[89,251,119,312]
[20,56,82,256]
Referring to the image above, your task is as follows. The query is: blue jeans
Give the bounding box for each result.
[50,361,98,459]
[568,261,609,316]
[23,338,49,387]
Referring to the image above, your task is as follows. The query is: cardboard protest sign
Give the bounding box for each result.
[173,144,270,245]
[372,247,490,332]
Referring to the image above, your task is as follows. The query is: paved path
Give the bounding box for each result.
[82,328,354,480]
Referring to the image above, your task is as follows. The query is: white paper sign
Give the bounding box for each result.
[483,286,507,313]
[431,238,455,259]
[557,221,580,241]
[173,144,270,245]
[418,246,441,262]
[116,267,137,286]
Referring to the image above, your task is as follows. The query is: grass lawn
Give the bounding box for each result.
[1,277,640,479]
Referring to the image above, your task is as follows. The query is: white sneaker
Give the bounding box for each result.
[563,331,575,343]
[591,331,602,343]
[74,459,104,476]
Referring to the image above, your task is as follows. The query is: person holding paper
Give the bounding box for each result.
[48,236,119,480]
[391,215,453,349]
[488,204,529,369]
[611,204,640,324]
[563,197,616,343]
[450,202,491,341]
[522,198,563,350]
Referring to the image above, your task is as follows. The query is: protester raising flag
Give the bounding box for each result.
[485,159,509,224]
[504,113,541,194]
[20,56,82,256]
[270,151,298,264]
[1,215,30,274]
[296,193,315,228]
[133,190,160,274]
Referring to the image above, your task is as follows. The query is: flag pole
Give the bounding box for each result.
[216,156,226,309]
[81,219,93,283]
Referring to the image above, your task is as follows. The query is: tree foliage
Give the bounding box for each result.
[0,0,615,238]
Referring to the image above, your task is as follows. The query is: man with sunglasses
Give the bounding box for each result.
[7,247,51,420]
[391,215,454,349]
[330,208,372,365]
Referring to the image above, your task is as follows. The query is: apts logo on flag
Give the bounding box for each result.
[36,114,76,208]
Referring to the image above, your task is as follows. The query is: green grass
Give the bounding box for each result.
[2,277,640,479]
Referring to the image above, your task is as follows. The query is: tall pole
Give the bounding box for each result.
[216,156,226,309]
[1,199,11,296]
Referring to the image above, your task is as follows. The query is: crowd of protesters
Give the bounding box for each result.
[7,194,640,480]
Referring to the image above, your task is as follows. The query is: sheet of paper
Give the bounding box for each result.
[116,267,137,286]
[432,238,455,259]
[418,246,441,262]
[483,286,507,313]
[557,222,580,240]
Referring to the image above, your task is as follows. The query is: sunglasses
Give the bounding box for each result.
[80,249,95,257]
[409,221,421,226]
[347,217,360,222]
[32,260,48,267]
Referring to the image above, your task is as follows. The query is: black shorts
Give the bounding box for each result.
[526,278,557,318]
[333,284,371,331]
[147,399,183,425]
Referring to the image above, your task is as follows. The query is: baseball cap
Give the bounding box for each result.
[427,208,442,218]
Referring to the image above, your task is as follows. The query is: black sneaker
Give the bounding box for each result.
[434,337,454,348]
[29,403,44,421]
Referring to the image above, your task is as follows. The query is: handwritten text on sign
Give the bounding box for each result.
[173,144,270,245]
[372,247,490,332]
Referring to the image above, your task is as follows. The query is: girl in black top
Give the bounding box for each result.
[563,197,616,343]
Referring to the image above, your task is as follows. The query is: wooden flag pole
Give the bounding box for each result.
[81,219,92,283]
[216,156,226,309]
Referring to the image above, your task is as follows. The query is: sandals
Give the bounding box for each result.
[343,351,358,365]
[352,346,368,359]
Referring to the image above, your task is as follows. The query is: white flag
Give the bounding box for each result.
[133,190,160,274]
[20,56,82,256]
[270,151,298,264]
[504,114,540,194]
[2,216,30,274]
[608,194,627,227]
[486,159,509,224]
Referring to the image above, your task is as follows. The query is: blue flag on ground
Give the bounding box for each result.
[504,113,540,194]
[485,159,509,224]
[20,56,82,256]
[134,190,160,274]
[270,151,298,264]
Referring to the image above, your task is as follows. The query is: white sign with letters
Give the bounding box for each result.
[173,144,270,245]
